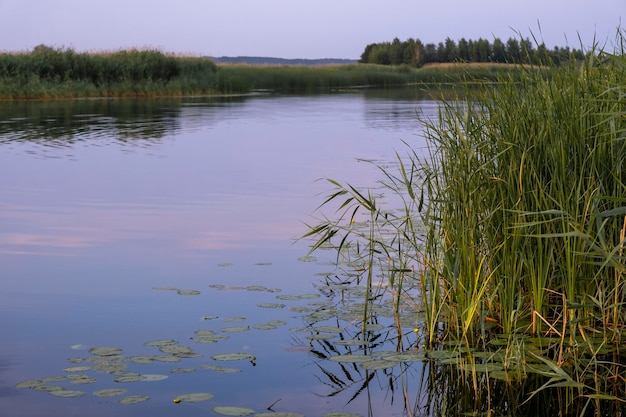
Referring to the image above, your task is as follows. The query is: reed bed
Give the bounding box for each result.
[305,36,626,416]
[0,46,527,98]
[0,47,219,98]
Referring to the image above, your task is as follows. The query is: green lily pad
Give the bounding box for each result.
[213,406,255,416]
[253,324,277,330]
[224,317,247,322]
[314,326,344,333]
[212,353,256,361]
[63,366,91,372]
[177,392,214,402]
[177,289,201,295]
[119,395,150,404]
[93,388,127,397]
[128,356,154,364]
[15,380,44,389]
[113,374,144,383]
[144,339,178,347]
[89,346,123,356]
[257,303,286,309]
[200,364,241,373]
[245,285,268,291]
[49,389,86,398]
[329,354,372,363]
[34,385,65,392]
[360,360,397,370]
[159,344,194,355]
[170,367,196,374]
[69,376,97,384]
[221,326,250,333]
[141,374,168,381]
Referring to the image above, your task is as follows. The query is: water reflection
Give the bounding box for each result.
[0,91,440,417]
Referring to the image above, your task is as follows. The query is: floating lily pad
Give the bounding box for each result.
[202,315,219,320]
[314,326,344,333]
[257,303,286,309]
[255,262,272,266]
[177,392,214,402]
[333,340,370,347]
[329,354,372,363]
[152,355,181,362]
[253,324,277,330]
[159,344,194,355]
[93,388,127,397]
[200,364,241,373]
[306,334,336,340]
[49,389,86,398]
[213,406,255,416]
[267,320,287,326]
[144,339,178,347]
[360,360,397,370]
[119,395,150,404]
[128,356,154,364]
[141,374,168,382]
[15,380,44,389]
[212,353,256,361]
[245,285,268,291]
[177,289,201,296]
[217,263,233,267]
[224,317,246,322]
[113,374,144,383]
[221,326,250,333]
[34,385,65,392]
[92,362,127,373]
[69,376,97,384]
[89,346,123,357]
[298,255,317,262]
[170,367,196,374]
[64,366,91,372]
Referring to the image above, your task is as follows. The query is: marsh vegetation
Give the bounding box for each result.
[305,38,626,416]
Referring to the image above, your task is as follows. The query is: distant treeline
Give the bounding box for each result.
[360,37,586,67]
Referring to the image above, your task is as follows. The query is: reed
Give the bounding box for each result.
[305,32,626,415]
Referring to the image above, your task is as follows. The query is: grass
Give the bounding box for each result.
[304,34,626,416]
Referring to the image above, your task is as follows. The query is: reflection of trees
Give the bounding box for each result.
[0,96,249,150]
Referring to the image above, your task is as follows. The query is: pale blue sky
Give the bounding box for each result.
[0,0,622,58]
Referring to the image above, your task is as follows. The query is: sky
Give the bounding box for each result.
[0,0,622,59]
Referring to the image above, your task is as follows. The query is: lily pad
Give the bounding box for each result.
[213,406,255,416]
[144,339,178,347]
[329,354,372,363]
[200,364,241,373]
[253,324,277,330]
[15,380,44,389]
[360,360,397,370]
[314,326,344,333]
[212,353,256,361]
[141,374,168,381]
[63,366,91,372]
[159,344,194,355]
[177,392,214,402]
[245,285,268,291]
[49,389,86,398]
[221,326,250,333]
[69,376,97,384]
[170,367,196,374]
[93,388,127,397]
[119,395,150,404]
[224,317,247,322]
[89,346,123,357]
[177,289,201,296]
[128,356,154,364]
[257,303,286,309]
[153,355,181,362]
[113,374,144,383]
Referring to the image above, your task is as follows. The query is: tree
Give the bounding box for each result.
[492,38,506,63]
[457,38,470,62]
[444,37,458,62]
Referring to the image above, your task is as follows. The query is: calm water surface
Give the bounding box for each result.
[0,91,438,417]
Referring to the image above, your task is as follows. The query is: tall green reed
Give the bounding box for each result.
[305,32,626,415]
